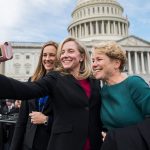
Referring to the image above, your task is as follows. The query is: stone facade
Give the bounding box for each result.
[1,42,43,81]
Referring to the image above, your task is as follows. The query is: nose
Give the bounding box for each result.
[92,60,98,67]
[61,51,68,58]
[45,55,51,61]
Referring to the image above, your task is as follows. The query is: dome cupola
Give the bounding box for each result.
[68,0,129,41]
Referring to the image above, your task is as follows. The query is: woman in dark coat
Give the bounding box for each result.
[0,37,103,150]
[10,41,58,150]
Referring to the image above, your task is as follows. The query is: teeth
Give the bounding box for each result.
[63,60,71,63]
[45,61,53,64]
[94,69,101,71]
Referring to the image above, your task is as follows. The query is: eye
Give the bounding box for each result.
[49,53,56,57]
[43,53,47,57]
[68,49,74,53]
[97,58,103,61]
[92,59,95,63]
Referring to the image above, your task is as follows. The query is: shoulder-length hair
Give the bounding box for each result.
[31,41,58,81]
[56,37,91,79]
[92,41,127,71]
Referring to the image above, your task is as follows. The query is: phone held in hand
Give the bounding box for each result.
[0,42,13,62]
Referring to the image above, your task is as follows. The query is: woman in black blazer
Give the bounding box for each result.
[10,41,58,150]
[0,37,103,150]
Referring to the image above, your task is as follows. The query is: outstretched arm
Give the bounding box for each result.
[0,71,58,100]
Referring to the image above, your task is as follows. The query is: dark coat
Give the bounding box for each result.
[0,71,103,150]
[101,118,150,150]
[10,94,53,150]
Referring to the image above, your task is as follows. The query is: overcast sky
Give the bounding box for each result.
[0,0,149,43]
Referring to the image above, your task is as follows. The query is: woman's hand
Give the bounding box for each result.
[101,131,107,141]
[29,111,48,125]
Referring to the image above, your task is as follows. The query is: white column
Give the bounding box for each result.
[118,22,121,35]
[127,51,133,74]
[141,52,146,74]
[79,24,82,38]
[113,21,116,34]
[90,22,93,36]
[125,24,128,36]
[122,23,125,36]
[87,22,90,35]
[100,6,102,14]
[134,51,139,74]
[84,23,87,37]
[81,25,83,37]
[96,21,99,35]
[82,25,84,37]
[147,52,150,74]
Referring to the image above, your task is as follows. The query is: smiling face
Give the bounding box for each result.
[92,52,120,80]
[42,45,57,73]
[60,41,84,76]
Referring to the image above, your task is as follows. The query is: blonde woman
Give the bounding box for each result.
[91,41,150,150]
[0,37,102,150]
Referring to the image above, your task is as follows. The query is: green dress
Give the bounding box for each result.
[101,76,150,130]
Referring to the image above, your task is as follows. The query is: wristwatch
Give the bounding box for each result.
[43,116,48,125]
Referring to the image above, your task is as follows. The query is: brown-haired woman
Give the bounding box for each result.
[10,41,58,150]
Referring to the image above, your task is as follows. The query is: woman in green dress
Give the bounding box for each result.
[91,41,150,150]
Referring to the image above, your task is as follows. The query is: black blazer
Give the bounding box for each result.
[0,71,103,150]
[10,96,53,150]
[101,118,150,150]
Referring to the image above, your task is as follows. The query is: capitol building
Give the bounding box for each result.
[1,0,150,82]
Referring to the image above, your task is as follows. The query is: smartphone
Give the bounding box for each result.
[0,42,13,62]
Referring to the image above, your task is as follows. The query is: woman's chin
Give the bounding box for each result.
[93,72,101,79]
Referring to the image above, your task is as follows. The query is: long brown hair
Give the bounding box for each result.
[31,41,58,81]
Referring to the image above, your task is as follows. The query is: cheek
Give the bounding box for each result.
[42,58,45,64]
[42,56,46,61]
[60,55,63,61]
[51,57,56,61]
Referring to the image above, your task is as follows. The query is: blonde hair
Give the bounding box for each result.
[92,41,127,71]
[31,41,58,81]
[56,37,91,79]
